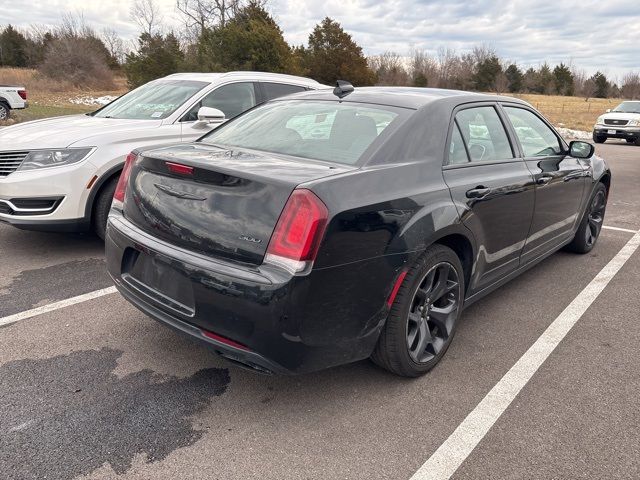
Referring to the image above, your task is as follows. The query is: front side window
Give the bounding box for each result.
[504,106,562,157]
[455,106,514,162]
[94,80,207,120]
[200,100,405,165]
[183,82,257,122]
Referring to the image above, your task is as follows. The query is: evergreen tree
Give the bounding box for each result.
[0,25,28,67]
[553,63,574,96]
[472,55,502,91]
[504,64,523,93]
[304,17,375,86]
[124,32,184,87]
[590,72,610,98]
[198,1,292,73]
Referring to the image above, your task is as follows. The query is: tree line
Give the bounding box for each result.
[1,0,638,100]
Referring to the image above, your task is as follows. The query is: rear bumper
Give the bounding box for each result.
[105,213,392,374]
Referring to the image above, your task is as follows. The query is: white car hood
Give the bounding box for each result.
[602,112,640,121]
[0,115,163,150]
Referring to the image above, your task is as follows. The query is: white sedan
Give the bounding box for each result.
[0,72,321,238]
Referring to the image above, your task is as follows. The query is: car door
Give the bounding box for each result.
[180,82,258,142]
[443,104,536,294]
[501,105,588,265]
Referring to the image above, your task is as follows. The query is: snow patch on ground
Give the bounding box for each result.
[555,127,592,140]
[69,95,117,106]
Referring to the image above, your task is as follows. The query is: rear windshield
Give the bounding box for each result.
[200,100,406,165]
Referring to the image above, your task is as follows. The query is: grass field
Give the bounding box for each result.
[0,68,627,131]
[500,93,620,131]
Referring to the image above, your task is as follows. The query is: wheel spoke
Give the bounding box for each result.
[429,264,451,300]
[412,318,432,360]
[429,303,456,337]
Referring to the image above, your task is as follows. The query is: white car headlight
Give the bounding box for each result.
[596,116,605,124]
[18,148,94,171]
[629,119,640,127]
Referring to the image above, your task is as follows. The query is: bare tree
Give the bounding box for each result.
[101,28,126,65]
[621,72,640,100]
[176,0,243,36]
[368,51,409,86]
[131,0,162,35]
[409,49,438,87]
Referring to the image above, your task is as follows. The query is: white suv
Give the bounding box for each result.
[593,100,640,146]
[0,72,322,238]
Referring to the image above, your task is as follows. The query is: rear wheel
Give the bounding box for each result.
[592,132,606,143]
[565,183,607,254]
[626,138,635,144]
[0,102,9,120]
[371,245,464,377]
[92,176,119,240]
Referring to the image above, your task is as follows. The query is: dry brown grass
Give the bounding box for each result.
[0,68,127,125]
[502,93,621,131]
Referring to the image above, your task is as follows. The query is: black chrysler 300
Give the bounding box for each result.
[105,85,610,377]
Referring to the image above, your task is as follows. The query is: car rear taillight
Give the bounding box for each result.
[265,189,328,273]
[18,89,27,100]
[113,152,137,205]
[166,161,194,175]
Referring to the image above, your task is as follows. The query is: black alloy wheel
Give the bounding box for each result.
[406,262,460,363]
[566,183,608,254]
[585,188,607,249]
[371,244,464,377]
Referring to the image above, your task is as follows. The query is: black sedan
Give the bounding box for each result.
[105,84,610,377]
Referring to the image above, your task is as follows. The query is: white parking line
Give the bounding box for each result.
[410,229,640,480]
[603,225,638,234]
[0,286,117,327]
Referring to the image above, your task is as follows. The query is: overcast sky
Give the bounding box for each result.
[1,0,638,80]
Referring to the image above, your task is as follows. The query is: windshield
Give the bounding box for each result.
[93,80,208,120]
[200,100,405,165]
[612,102,640,114]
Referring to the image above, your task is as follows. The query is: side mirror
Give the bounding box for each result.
[569,140,595,159]
[197,106,225,123]
[605,109,611,113]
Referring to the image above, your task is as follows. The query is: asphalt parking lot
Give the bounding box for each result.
[1,140,639,480]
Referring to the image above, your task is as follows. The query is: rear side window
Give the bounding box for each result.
[448,123,470,164]
[504,106,562,157]
[262,82,307,100]
[182,82,257,122]
[455,106,514,162]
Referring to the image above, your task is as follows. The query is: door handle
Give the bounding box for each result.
[537,175,553,185]
[466,187,491,199]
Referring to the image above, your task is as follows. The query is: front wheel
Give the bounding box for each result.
[92,177,119,240]
[592,132,606,143]
[371,245,464,377]
[565,183,607,254]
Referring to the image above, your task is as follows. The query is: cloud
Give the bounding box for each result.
[0,0,638,80]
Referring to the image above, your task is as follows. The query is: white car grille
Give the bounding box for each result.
[0,151,29,177]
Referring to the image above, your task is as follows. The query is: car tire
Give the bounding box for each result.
[635,137,640,147]
[0,102,10,120]
[592,132,606,144]
[626,139,635,144]
[92,176,119,240]
[565,183,607,254]
[371,244,465,377]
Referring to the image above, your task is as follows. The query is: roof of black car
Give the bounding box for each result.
[283,86,530,109]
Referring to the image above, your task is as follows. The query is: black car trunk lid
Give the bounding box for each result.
[123,144,352,264]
